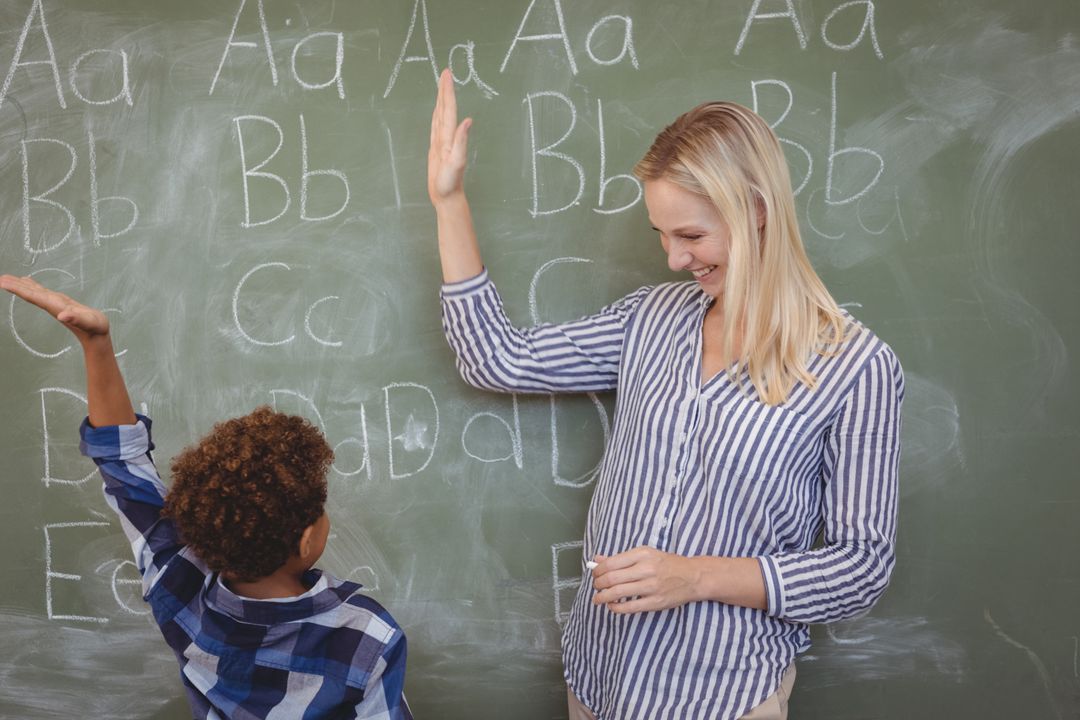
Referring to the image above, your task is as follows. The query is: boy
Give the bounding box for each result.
[2,275,411,720]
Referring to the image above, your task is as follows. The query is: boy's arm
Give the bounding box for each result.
[0,274,134,426]
[3,275,182,586]
[354,629,411,720]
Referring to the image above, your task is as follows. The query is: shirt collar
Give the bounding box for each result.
[204,569,360,625]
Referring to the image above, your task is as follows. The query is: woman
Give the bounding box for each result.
[428,70,902,720]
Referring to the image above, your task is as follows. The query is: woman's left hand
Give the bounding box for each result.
[590,546,702,614]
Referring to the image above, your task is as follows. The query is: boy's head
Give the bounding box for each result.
[163,406,334,582]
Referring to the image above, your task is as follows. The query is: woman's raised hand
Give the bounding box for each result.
[428,68,473,206]
[0,274,109,344]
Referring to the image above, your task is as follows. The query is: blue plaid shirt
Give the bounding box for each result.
[80,416,412,720]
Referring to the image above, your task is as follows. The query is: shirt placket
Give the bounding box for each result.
[649,300,708,548]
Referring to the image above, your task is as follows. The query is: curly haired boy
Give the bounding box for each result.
[2,275,411,720]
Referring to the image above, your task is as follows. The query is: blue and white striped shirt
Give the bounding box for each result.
[441,271,903,720]
[80,416,412,720]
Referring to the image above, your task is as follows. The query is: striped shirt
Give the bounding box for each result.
[441,270,903,720]
[80,416,412,720]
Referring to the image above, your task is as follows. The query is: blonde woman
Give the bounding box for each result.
[429,70,902,720]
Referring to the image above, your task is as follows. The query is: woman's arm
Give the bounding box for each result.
[430,68,652,394]
[591,549,767,613]
[758,348,903,623]
[429,68,482,283]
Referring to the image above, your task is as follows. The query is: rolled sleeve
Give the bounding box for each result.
[758,347,903,623]
[440,272,651,394]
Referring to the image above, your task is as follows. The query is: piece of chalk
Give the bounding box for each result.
[585,561,598,570]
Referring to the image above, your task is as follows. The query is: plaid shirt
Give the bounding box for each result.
[80,416,412,720]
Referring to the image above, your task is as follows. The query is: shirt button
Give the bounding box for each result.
[657,515,668,527]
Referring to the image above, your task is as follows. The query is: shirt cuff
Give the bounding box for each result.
[757,555,785,618]
[79,414,154,462]
[440,268,490,299]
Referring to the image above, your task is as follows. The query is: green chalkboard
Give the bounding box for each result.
[1,0,1078,718]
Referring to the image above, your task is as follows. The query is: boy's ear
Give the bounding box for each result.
[298,524,316,561]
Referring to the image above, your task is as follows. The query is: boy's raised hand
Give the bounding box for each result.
[1,274,133,426]
[0,274,110,344]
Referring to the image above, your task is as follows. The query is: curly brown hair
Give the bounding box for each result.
[163,406,333,581]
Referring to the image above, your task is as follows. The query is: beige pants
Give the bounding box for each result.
[566,664,796,720]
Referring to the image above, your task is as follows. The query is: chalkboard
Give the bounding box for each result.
[1,0,1078,718]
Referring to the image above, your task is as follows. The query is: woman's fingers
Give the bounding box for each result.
[428,69,473,202]
[592,579,650,606]
[437,69,456,150]
[451,116,471,164]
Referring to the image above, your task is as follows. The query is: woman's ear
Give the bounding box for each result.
[754,190,767,231]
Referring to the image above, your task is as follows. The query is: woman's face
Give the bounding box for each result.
[644,178,732,298]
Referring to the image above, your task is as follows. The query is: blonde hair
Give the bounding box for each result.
[635,101,848,406]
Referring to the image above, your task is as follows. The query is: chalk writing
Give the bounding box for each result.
[551,540,585,624]
[384,382,440,479]
[268,389,371,481]
[524,93,642,217]
[856,187,909,241]
[20,132,138,253]
[303,295,343,347]
[348,565,380,592]
[821,1,884,59]
[529,258,612,487]
[291,31,346,99]
[751,79,812,196]
[584,15,639,69]
[331,406,372,481]
[87,130,139,244]
[385,124,403,209]
[44,521,111,623]
[501,0,577,75]
[448,41,498,99]
[805,187,845,240]
[233,114,349,226]
[210,0,277,96]
[735,0,807,56]
[524,91,583,217]
[99,559,149,616]
[21,137,76,255]
[0,0,64,110]
[39,387,95,487]
[232,115,290,227]
[68,49,132,106]
[299,114,350,222]
[595,99,643,214]
[232,262,347,348]
[383,0,438,98]
[461,394,524,468]
[985,609,1061,718]
[827,71,883,205]
[232,262,296,345]
[9,267,75,358]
